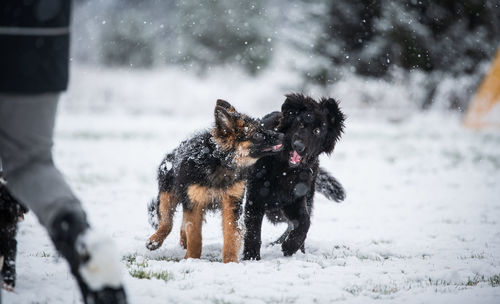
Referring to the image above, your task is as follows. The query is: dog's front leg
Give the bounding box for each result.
[184,206,204,260]
[242,201,265,261]
[281,200,311,256]
[221,196,242,263]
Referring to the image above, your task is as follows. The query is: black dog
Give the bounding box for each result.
[0,173,28,291]
[243,94,345,260]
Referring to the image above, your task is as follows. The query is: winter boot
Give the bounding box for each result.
[49,208,128,304]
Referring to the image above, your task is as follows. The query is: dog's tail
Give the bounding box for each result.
[315,167,346,202]
[146,155,179,250]
[148,153,176,231]
[147,196,160,230]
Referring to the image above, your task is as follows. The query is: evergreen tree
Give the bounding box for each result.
[310,0,500,83]
[171,0,273,75]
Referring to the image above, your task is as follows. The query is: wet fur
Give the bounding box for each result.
[243,94,345,260]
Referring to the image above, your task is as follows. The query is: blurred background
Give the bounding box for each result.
[67,0,500,117]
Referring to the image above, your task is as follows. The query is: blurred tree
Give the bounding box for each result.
[309,0,500,106]
[95,0,174,68]
[87,0,273,74]
[171,0,273,75]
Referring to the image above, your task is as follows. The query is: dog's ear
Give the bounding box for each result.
[260,111,282,131]
[282,94,307,116]
[214,105,236,135]
[216,99,236,113]
[321,98,345,154]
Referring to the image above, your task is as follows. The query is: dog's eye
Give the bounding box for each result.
[253,132,264,142]
[313,128,321,136]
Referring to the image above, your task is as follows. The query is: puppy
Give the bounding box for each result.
[147,100,283,263]
[243,94,345,260]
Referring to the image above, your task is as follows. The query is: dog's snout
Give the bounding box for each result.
[277,133,284,142]
[293,140,305,153]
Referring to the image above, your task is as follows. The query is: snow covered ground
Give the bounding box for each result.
[4,66,500,303]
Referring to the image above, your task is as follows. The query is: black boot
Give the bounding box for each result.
[49,209,128,304]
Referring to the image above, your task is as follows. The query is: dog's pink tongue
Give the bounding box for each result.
[290,150,302,164]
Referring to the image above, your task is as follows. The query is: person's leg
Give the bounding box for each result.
[0,93,84,229]
[0,93,127,304]
[0,93,90,271]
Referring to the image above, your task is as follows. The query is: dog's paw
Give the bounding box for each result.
[282,240,301,257]
[243,250,261,261]
[145,239,161,251]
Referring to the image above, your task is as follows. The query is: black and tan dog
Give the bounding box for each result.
[146,100,284,263]
[243,94,345,260]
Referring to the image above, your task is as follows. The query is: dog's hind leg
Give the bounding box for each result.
[146,191,176,250]
[270,224,305,253]
[269,223,293,246]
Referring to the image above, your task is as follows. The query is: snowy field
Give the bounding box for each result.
[4,66,500,303]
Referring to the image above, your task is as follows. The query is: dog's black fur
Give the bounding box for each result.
[0,174,28,290]
[243,94,345,260]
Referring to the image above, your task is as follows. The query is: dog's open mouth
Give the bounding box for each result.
[289,150,302,165]
[263,144,283,152]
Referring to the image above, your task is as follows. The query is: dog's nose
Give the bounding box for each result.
[293,140,305,153]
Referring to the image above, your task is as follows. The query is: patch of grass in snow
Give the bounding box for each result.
[427,274,500,288]
[464,274,500,287]
[123,253,181,263]
[371,284,399,295]
[346,283,399,297]
[458,252,485,260]
[465,274,500,287]
[465,275,485,286]
[322,245,403,262]
[122,254,173,282]
[29,251,51,258]
[428,278,452,286]
[345,285,362,296]
[128,268,172,281]
[489,274,500,287]
[203,252,223,263]
[149,255,182,262]
[371,239,392,245]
